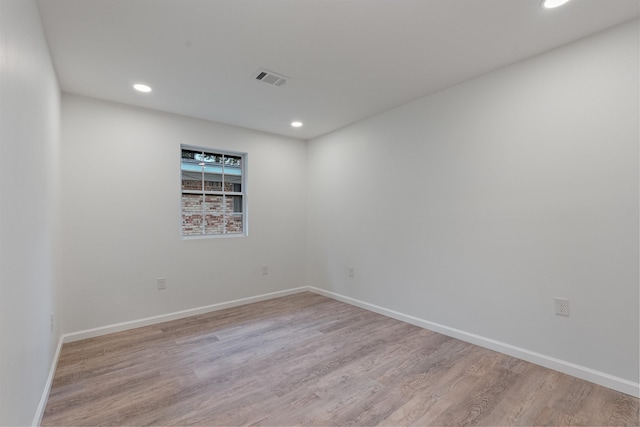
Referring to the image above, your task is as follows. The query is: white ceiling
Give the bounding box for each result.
[36,0,639,140]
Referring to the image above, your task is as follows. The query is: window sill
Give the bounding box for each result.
[180,233,247,240]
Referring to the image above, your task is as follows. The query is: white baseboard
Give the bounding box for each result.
[308,286,640,398]
[32,335,64,426]
[63,287,308,343]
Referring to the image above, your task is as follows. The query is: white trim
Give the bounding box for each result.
[308,286,640,398]
[32,335,64,426]
[63,287,307,343]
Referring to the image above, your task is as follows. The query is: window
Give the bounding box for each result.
[180,145,246,237]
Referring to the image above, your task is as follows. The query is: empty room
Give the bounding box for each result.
[1,0,639,425]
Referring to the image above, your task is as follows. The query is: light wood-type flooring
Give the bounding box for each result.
[42,292,639,426]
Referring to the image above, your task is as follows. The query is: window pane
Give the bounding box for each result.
[200,151,222,165]
[181,154,202,191]
[224,155,242,192]
[203,165,222,192]
[225,213,243,234]
[204,195,223,234]
[224,174,242,193]
[224,195,243,234]
[224,155,242,167]
[228,195,243,213]
[181,194,203,235]
[181,170,201,191]
[181,149,200,161]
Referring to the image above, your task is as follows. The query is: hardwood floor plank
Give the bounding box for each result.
[41,292,639,426]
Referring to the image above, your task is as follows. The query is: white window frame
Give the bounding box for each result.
[180,144,248,239]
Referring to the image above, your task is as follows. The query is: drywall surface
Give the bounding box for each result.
[0,0,61,425]
[60,95,307,333]
[307,20,639,384]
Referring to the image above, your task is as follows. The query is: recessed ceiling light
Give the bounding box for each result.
[291,121,303,128]
[542,0,571,9]
[133,83,152,93]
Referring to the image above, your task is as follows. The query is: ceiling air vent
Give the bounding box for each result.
[254,69,289,87]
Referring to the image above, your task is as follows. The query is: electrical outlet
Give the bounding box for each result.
[347,266,355,278]
[554,297,569,316]
[261,265,268,275]
[50,313,54,333]
[157,277,167,290]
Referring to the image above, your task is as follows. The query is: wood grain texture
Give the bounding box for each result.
[42,292,639,426]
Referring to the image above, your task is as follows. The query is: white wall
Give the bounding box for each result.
[60,95,307,333]
[2,9,635,424]
[0,0,61,425]
[308,20,639,385]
